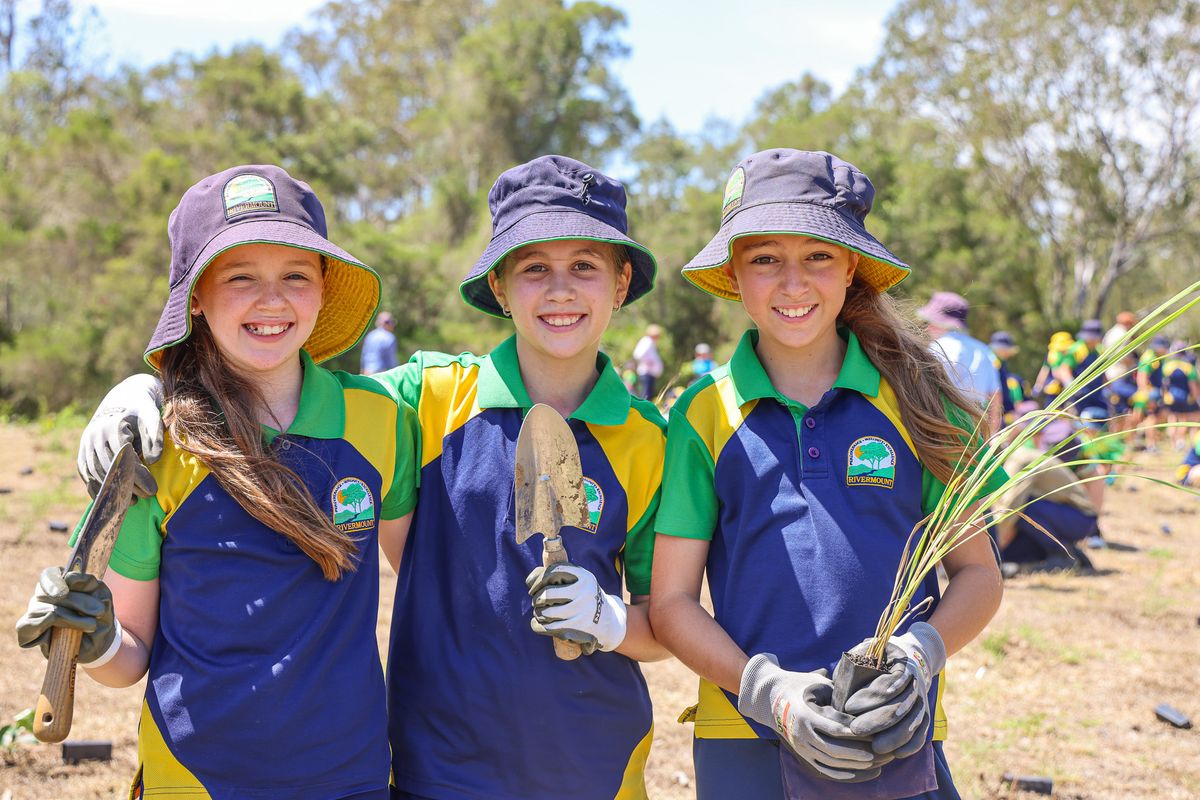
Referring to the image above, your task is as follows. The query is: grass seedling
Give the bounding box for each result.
[862,280,1200,669]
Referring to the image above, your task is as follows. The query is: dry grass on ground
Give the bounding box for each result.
[0,419,1197,799]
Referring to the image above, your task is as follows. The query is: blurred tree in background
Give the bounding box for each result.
[0,0,1197,413]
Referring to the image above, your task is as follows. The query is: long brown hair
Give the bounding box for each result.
[159,317,359,580]
[838,276,990,484]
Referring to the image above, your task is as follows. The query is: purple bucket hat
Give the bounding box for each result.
[145,165,380,369]
[681,149,909,300]
[918,291,970,331]
[459,155,657,317]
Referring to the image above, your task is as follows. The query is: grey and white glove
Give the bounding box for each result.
[739,653,886,783]
[15,567,122,666]
[842,621,947,757]
[78,373,165,498]
[525,563,627,656]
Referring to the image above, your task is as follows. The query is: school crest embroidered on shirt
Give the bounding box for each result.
[847,436,896,489]
[331,477,376,532]
[223,174,278,219]
[722,167,745,217]
[581,477,604,533]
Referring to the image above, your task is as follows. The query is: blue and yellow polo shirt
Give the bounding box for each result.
[1061,340,1106,410]
[102,352,417,799]
[1162,357,1198,408]
[1139,350,1166,389]
[658,330,1005,749]
[372,336,664,800]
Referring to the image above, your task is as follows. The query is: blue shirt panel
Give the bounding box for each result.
[387,409,652,800]
[148,436,388,798]
[706,391,940,740]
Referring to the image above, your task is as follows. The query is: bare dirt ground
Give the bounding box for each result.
[0,418,1197,799]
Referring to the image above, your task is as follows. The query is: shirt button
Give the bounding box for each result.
[807,446,820,458]
[279,439,291,450]
[805,417,816,429]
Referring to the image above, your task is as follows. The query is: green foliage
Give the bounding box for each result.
[1,0,1197,413]
[0,708,36,751]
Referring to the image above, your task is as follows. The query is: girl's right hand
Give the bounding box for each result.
[15,567,122,666]
[77,373,166,497]
[842,622,947,758]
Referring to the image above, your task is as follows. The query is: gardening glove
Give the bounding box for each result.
[15,567,122,666]
[525,563,626,655]
[842,621,947,758]
[738,653,888,783]
[78,373,165,498]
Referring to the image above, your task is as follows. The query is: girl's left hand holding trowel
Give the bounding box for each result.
[16,567,122,668]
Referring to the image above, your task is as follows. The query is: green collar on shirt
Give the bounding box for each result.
[263,349,345,442]
[727,328,881,407]
[475,335,631,426]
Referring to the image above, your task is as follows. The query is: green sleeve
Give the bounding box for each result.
[371,354,425,410]
[655,408,719,540]
[68,495,164,581]
[380,395,420,519]
[921,399,1010,516]
[622,486,661,596]
[921,462,1009,518]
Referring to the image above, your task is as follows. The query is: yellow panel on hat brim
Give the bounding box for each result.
[145,244,380,370]
[682,232,910,301]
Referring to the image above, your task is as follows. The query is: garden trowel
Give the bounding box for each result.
[514,403,590,661]
[33,443,137,743]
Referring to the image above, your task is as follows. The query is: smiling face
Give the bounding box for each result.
[191,242,324,382]
[487,239,631,368]
[724,234,858,357]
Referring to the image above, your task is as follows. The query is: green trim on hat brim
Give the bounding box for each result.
[682,231,910,301]
[459,235,659,318]
[144,240,381,370]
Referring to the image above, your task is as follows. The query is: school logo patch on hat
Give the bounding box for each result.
[847,436,896,489]
[722,167,745,218]
[223,174,278,219]
[581,477,604,533]
[331,477,376,532]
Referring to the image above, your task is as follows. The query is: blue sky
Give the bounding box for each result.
[81,0,898,133]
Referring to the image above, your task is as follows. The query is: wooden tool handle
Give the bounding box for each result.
[33,626,83,743]
[543,537,583,661]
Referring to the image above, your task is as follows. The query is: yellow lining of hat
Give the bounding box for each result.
[682,232,910,300]
[146,246,380,370]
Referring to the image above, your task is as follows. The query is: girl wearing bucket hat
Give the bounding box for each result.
[370,154,668,800]
[649,149,1006,800]
[21,165,417,798]
[75,155,669,799]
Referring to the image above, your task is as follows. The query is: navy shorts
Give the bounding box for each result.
[1164,387,1198,413]
[1001,499,1098,562]
[693,737,960,800]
